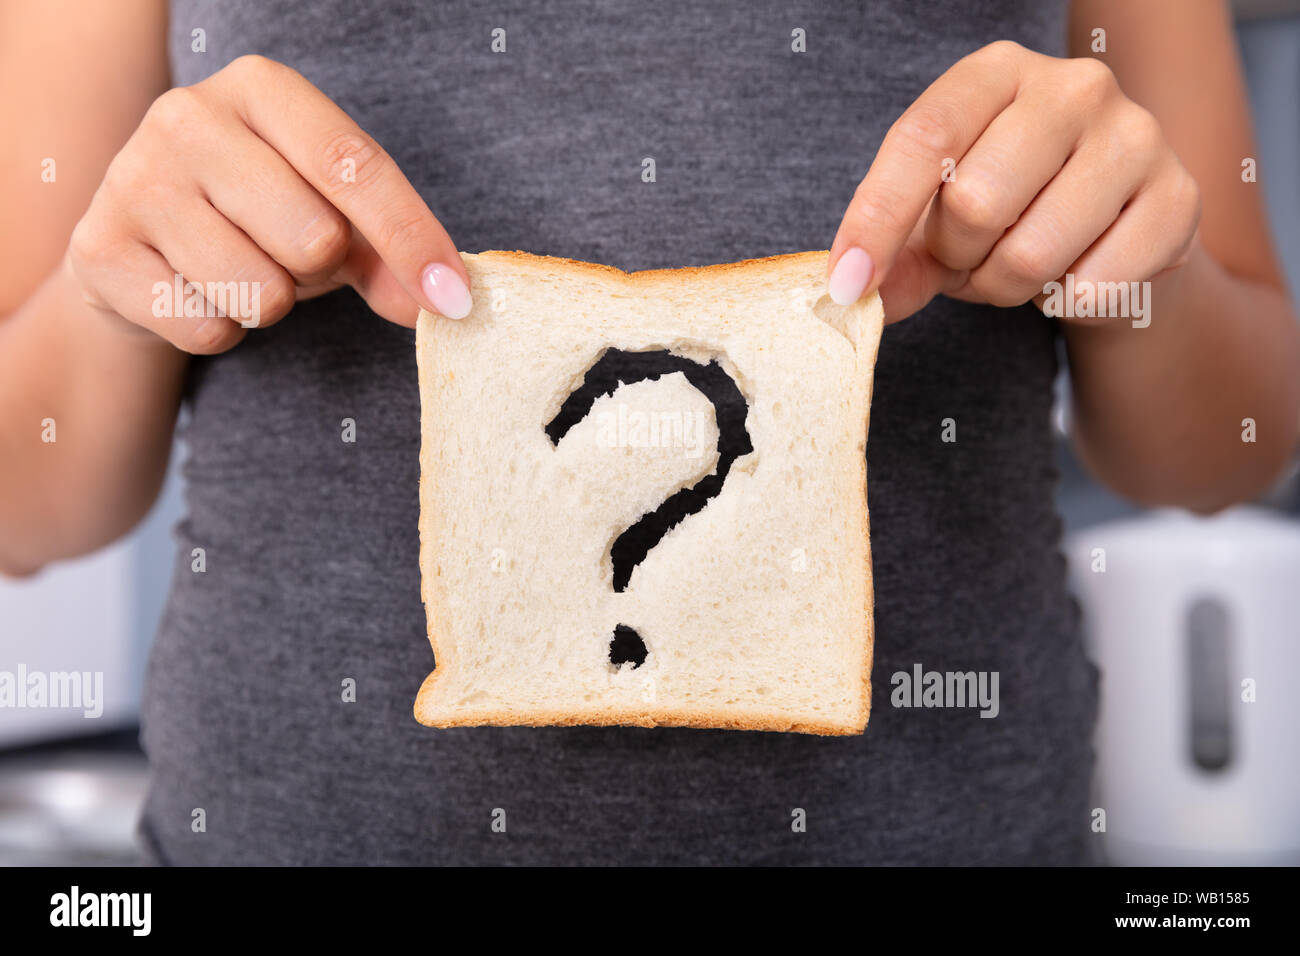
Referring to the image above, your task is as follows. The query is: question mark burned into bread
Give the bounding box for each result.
[543,348,753,670]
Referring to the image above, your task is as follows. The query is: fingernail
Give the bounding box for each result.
[420,263,473,320]
[828,247,874,306]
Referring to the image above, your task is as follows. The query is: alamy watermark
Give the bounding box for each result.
[1042,274,1151,328]
[50,886,150,936]
[0,664,103,718]
[152,273,262,328]
[891,663,999,718]
[595,403,711,459]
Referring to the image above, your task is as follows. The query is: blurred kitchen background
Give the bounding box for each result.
[1059,0,1300,865]
[3,0,1300,865]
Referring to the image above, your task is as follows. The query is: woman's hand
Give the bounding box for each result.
[67,54,472,354]
[827,40,1201,322]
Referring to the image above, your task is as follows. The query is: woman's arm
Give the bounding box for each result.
[0,0,182,575]
[1063,0,1300,511]
[826,0,1300,515]
[2,2,475,576]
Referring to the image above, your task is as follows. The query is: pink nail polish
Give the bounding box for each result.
[828,247,874,306]
[420,263,473,320]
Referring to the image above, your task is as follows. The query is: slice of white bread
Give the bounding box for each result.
[415,250,883,735]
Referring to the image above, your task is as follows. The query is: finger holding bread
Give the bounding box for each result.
[66,52,471,353]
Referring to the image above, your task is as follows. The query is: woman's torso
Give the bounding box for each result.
[141,0,1098,864]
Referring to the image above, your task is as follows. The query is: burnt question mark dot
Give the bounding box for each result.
[609,624,648,669]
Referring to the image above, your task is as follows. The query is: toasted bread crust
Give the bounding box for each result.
[417,672,866,735]
[466,248,834,285]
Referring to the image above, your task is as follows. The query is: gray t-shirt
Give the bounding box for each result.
[143,0,1098,864]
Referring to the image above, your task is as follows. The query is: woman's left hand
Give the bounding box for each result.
[827,40,1201,322]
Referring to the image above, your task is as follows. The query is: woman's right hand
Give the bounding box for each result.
[67,54,472,354]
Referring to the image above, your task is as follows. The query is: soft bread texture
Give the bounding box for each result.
[415,250,883,735]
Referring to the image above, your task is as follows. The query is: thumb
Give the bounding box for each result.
[297,230,428,328]
[875,234,968,323]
